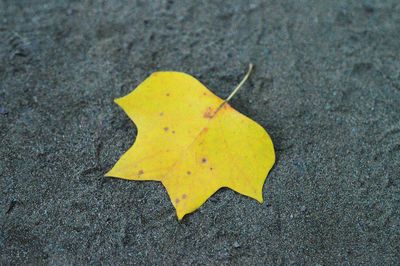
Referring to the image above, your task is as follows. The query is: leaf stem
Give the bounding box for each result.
[225,63,253,102]
[213,63,253,116]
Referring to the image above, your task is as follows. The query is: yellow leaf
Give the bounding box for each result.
[106,65,275,220]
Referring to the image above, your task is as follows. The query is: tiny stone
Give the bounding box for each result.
[300,206,307,212]
[0,107,8,115]
[233,241,240,248]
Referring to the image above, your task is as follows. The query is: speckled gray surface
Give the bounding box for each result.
[1,0,399,264]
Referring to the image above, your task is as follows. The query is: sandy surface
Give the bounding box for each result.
[1,1,399,264]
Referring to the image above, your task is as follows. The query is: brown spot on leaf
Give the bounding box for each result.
[202,158,207,163]
[203,107,214,119]
[159,112,164,116]
[182,194,187,199]
[166,93,170,96]
[210,167,213,171]
[172,130,175,134]
[164,127,169,132]
[138,170,144,175]
[187,171,191,175]
[175,198,180,204]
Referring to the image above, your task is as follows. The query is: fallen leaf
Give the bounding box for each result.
[106,64,275,220]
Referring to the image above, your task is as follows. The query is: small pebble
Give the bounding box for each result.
[233,241,240,248]
[300,206,307,212]
[0,107,8,115]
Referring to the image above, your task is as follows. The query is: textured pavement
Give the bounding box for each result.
[1,1,399,264]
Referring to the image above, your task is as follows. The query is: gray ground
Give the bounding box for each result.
[1,0,399,265]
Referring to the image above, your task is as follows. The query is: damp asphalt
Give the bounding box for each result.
[1,1,399,264]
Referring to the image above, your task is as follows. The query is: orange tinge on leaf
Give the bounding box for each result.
[106,70,275,220]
